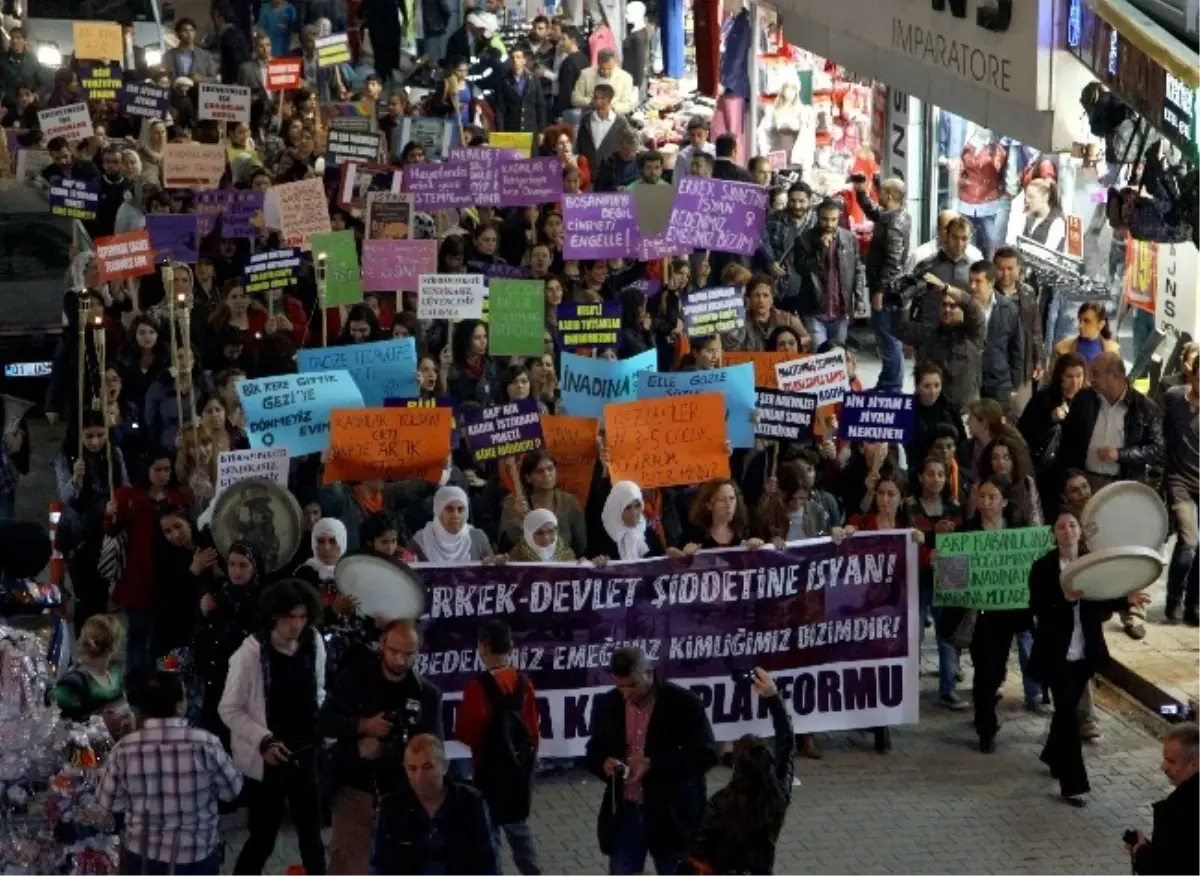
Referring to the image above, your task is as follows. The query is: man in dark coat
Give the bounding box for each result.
[361,0,405,84]
[894,278,987,413]
[1127,722,1198,875]
[585,647,716,876]
[854,176,911,391]
[575,84,633,171]
[968,260,1024,414]
[490,46,546,134]
[212,2,253,86]
[552,26,589,121]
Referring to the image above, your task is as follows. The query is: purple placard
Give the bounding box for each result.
[119,81,170,121]
[839,391,916,444]
[562,192,638,259]
[414,533,916,755]
[146,214,199,264]
[666,177,768,256]
[462,396,544,463]
[362,238,438,292]
[635,231,690,261]
[227,190,266,238]
[401,162,473,210]
[499,157,563,207]
[195,190,228,236]
[447,146,505,165]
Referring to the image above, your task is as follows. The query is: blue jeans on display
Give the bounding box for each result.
[871,306,904,391]
[920,585,959,699]
[801,314,849,348]
[1015,629,1043,704]
[609,801,681,876]
[119,848,220,875]
[492,821,542,875]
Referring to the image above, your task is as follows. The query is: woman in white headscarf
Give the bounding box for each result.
[412,486,498,564]
[598,481,666,562]
[295,517,348,584]
[509,508,577,562]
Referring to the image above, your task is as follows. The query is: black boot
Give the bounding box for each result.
[874,727,892,753]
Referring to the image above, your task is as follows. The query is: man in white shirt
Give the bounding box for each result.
[576,84,631,169]
[673,115,715,189]
[906,209,984,273]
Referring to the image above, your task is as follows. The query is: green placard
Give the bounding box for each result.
[312,229,362,307]
[933,526,1054,610]
[488,279,545,357]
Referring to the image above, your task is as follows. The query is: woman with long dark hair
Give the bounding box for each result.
[681,668,793,874]
[447,319,497,404]
[1018,351,1087,518]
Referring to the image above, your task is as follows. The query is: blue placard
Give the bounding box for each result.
[298,337,418,407]
[146,214,199,264]
[48,178,99,220]
[839,391,916,444]
[236,370,364,455]
[636,363,757,449]
[559,349,657,419]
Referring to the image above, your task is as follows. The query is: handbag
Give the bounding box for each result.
[97,530,128,590]
[1032,423,1062,473]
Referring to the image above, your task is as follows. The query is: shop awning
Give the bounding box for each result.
[1088,0,1199,88]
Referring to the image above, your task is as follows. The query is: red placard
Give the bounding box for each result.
[95,231,155,281]
[266,58,302,92]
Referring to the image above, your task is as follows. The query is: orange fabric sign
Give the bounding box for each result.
[541,415,599,508]
[325,407,451,484]
[605,394,730,489]
[722,351,802,388]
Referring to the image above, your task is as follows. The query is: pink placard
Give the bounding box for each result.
[362,239,438,292]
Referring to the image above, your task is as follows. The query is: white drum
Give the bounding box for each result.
[335,553,426,621]
[1061,546,1165,601]
[1080,481,1169,553]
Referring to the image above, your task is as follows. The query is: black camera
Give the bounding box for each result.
[384,699,424,745]
[882,274,928,311]
[1122,829,1139,846]
[613,761,630,780]
[730,668,754,685]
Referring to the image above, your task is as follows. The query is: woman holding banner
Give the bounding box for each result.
[509,508,578,562]
[411,486,499,564]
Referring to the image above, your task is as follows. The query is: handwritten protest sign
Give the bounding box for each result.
[275,177,332,249]
[755,390,816,441]
[775,348,849,403]
[840,392,916,443]
[326,129,383,166]
[397,118,455,162]
[417,274,486,320]
[73,22,123,61]
[722,351,796,388]
[198,83,251,124]
[245,249,300,294]
[499,158,563,207]
[402,162,472,211]
[326,407,452,483]
[38,104,93,142]
[312,230,362,307]
[49,179,99,220]
[217,448,290,491]
[682,285,745,337]
[605,394,731,489]
[146,214,199,264]
[163,143,226,188]
[298,337,418,406]
[362,239,437,292]
[489,132,534,157]
[541,415,599,507]
[447,148,504,205]
[364,192,414,240]
[563,193,637,260]
[488,279,545,357]
[934,527,1055,610]
[119,82,169,121]
[667,177,768,256]
[236,371,364,455]
[557,303,620,351]
[315,33,352,66]
[95,232,155,282]
[636,363,756,448]
[79,62,121,101]
[560,349,656,418]
[266,58,302,91]
[464,397,544,463]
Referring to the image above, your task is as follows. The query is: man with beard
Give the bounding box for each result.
[756,182,813,315]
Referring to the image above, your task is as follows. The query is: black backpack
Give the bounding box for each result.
[473,671,536,825]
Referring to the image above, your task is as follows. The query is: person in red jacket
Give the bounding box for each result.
[456,619,542,875]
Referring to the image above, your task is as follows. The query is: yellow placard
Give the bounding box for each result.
[488,132,534,157]
[73,22,125,62]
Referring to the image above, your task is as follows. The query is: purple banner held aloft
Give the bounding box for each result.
[195,190,228,237]
[146,214,199,264]
[415,534,919,758]
[226,190,266,238]
[362,239,438,292]
[462,396,544,463]
[667,177,769,256]
[499,157,564,207]
[562,192,638,260]
[402,162,473,210]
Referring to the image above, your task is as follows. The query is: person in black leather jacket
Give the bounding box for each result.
[1126,722,1199,875]
[854,176,911,391]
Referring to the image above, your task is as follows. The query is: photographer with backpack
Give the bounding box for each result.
[457,619,542,875]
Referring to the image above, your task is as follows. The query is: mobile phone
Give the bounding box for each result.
[731,668,754,685]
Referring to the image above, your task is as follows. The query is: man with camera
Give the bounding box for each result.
[1125,722,1198,874]
[586,646,717,876]
[893,275,987,414]
[318,619,443,875]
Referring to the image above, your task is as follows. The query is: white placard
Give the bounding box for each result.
[417,273,487,320]
[774,349,849,404]
[38,103,94,142]
[217,448,290,491]
[198,83,252,124]
[1152,242,1200,339]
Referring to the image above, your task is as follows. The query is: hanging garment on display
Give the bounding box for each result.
[718,9,750,100]
[659,0,684,79]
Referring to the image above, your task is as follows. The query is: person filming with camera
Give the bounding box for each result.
[1125,722,1198,874]
[318,619,443,875]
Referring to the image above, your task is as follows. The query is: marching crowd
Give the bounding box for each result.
[0,2,1196,874]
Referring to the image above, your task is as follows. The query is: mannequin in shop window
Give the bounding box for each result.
[757,80,812,167]
[1015,179,1066,252]
[939,116,1019,258]
[622,1,650,105]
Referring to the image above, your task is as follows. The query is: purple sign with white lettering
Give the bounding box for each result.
[415,534,919,757]
[562,192,639,259]
[499,157,564,207]
[462,396,544,463]
[402,162,473,210]
[666,177,768,256]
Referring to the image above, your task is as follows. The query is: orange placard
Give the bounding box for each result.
[94,231,155,282]
[162,142,227,189]
[324,407,451,484]
[722,351,800,388]
[604,394,730,489]
[542,414,599,507]
[1065,214,1083,258]
[266,58,303,92]
[73,22,124,62]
